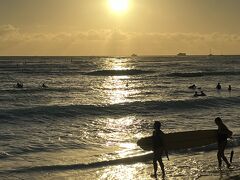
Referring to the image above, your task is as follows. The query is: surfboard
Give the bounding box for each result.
[137,129,218,151]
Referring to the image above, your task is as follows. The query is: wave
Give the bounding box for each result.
[0,87,83,94]
[84,69,154,76]
[0,153,153,174]
[2,137,240,174]
[1,96,240,120]
[167,71,240,77]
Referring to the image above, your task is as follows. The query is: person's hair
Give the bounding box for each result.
[154,121,161,129]
[215,117,222,124]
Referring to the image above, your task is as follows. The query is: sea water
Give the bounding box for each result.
[0,56,239,179]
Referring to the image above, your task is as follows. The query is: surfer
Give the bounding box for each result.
[216,83,221,90]
[199,91,206,96]
[152,121,169,178]
[16,82,23,88]
[228,85,231,91]
[188,84,196,89]
[42,83,48,88]
[193,91,198,97]
[215,117,232,169]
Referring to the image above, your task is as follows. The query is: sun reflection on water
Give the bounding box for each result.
[101,57,132,70]
[106,76,130,104]
[96,58,147,179]
[100,164,144,180]
[100,57,138,104]
[97,116,142,158]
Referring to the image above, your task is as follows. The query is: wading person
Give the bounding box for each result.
[215,117,232,169]
[152,121,169,178]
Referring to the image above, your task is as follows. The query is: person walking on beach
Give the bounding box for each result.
[215,117,232,169]
[152,121,169,178]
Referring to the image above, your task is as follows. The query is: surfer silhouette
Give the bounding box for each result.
[200,91,206,96]
[228,85,232,91]
[42,83,48,88]
[215,117,232,169]
[216,83,221,90]
[16,82,23,88]
[152,121,169,178]
[188,84,196,89]
[193,91,198,97]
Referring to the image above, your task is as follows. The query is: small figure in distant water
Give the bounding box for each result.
[193,91,198,97]
[16,82,23,88]
[188,84,196,89]
[216,83,221,90]
[228,85,231,91]
[152,121,169,178]
[200,91,206,96]
[215,117,232,169]
[126,82,129,87]
[42,83,48,88]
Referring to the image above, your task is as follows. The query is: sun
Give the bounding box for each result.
[108,0,129,13]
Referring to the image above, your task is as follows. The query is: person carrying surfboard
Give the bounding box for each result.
[152,121,169,178]
[215,117,232,169]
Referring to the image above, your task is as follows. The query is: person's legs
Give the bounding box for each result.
[218,141,230,168]
[220,141,231,168]
[153,159,158,176]
[158,158,165,176]
[153,152,158,177]
[217,150,222,168]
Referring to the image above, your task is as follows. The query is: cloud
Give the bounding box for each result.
[0,24,18,35]
[1,24,240,55]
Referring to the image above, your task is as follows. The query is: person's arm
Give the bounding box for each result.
[226,129,233,138]
[222,125,233,138]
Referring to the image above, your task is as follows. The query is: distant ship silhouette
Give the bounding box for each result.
[177,53,187,56]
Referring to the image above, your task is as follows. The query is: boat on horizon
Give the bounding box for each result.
[177,53,187,56]
[131,54,138,57]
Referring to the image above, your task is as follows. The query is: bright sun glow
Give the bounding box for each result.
[109,0,129,13]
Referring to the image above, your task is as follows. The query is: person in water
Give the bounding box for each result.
[215,117,232,169]
[16,82,23,88]
[228,85,232,91]
[216,83,221,90]
[200,91,206,96]
[188,84,196,89]
[42,83,48,88]
[152,121,169,177]
[193,91,198,97]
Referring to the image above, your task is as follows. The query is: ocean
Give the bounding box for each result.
[0,56,239,179]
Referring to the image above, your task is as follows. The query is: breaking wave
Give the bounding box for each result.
[1,96,240,120]
[167,71,240,77]
[84,69,154,76]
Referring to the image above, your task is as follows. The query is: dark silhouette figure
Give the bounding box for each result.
[216,83,221,90]
[228,85,231,91]
[152,121,169,178]
[193,91,198,97]
[215,117,232,169]
[16,82,23,88]
[42,83,48,88]
[188,84,196,89]
[200,91,206,96]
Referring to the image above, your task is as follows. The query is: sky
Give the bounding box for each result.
[1,0,240,56]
